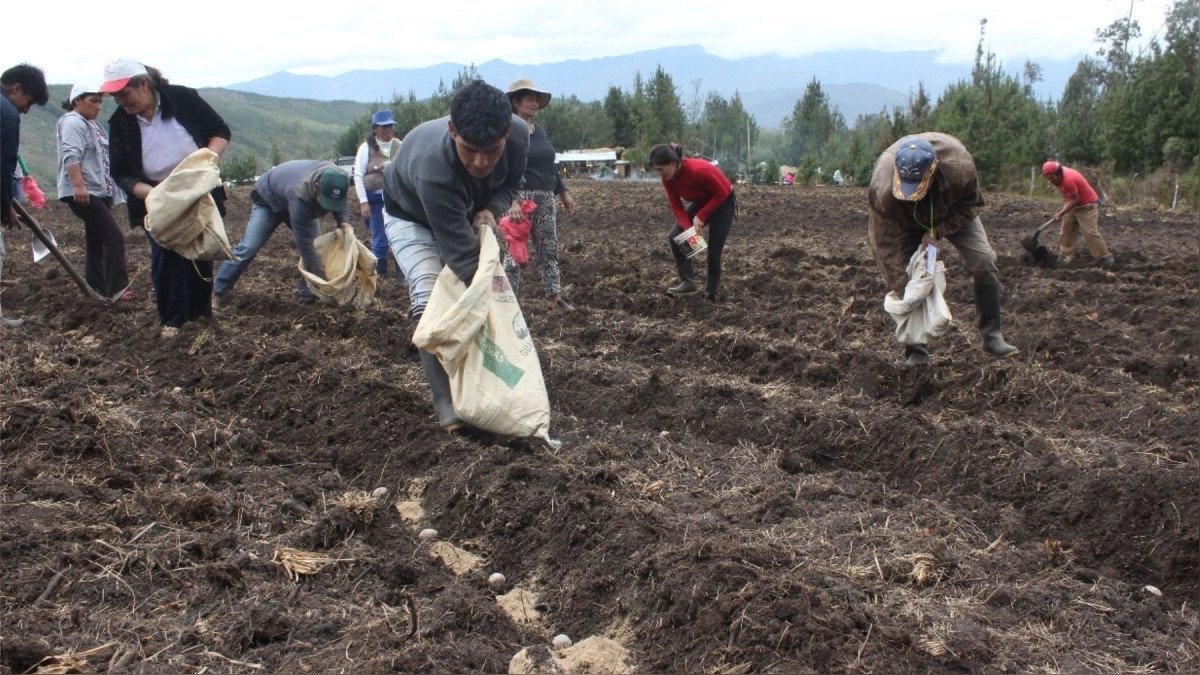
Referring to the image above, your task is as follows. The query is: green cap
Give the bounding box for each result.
[316,168,350,213]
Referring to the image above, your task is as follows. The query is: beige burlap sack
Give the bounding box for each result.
[884,242,953,345]
[143,149,233,261]
[413,225,553,443]
[297,228,378,309]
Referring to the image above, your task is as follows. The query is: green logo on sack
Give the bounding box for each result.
[475,328,525,389]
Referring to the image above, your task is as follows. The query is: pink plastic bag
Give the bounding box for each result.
[498,199,536,267]
[21,175,45,209]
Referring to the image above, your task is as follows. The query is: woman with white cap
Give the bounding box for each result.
[503,79,577,313]
[101,59,230,338]
[353,109,403,281]
[55,83,134,302]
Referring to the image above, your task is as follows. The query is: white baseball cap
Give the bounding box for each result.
[99,58,148,93]
[69,83,101,104]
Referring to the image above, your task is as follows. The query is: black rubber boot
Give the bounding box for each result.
[375,257,388,277]
[975,280,1020,358]
[900,343,929,366]
[418,349,465,431]
[668,238,698,296]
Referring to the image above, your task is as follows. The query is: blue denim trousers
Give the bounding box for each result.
[214,202,324,300]
[384,213,446,320]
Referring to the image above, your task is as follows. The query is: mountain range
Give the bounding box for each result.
[228,44,1083,127]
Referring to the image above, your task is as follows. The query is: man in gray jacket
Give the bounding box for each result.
[214,160,350,305]
[382,79,530,431]
[867,133,1019,366]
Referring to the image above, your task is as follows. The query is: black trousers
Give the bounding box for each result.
[65,197,129,298]
[145,230,212,327]
[667,192,735,296]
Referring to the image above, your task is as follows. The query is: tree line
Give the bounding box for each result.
[329,0,1195,203]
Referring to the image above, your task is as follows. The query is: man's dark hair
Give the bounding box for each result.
[450,80,512,146]
[1,63,49,106]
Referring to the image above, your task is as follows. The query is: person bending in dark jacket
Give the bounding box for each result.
[102,59,230,339]
[381,80,530,431]
[214,160,350,306]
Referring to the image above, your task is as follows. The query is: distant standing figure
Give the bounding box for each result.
[867,133,1019,366]
[214,160,350,305]
[648,143,735,302]
[103,59,231,339]
[354,110,403,281]
[1,63,50,328]
[1041,161,1113,267]
[502,79,577,313]
[56,83,135,302]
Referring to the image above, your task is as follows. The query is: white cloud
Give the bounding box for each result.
[6,0,1168,87]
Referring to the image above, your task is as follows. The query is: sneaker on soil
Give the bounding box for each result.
[1098,255,1116,268]
[114,289,142,303]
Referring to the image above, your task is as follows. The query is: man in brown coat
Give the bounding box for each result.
[867,132,1019,366]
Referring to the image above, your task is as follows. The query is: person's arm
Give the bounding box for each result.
[485,148,528,219]
[691,168,732,227]
[1,105,18,225]
[420,176,481,283]
[1052,180,1080,221]
[663,180,690,228]
[353,142,370,202]
[59,116,91,203]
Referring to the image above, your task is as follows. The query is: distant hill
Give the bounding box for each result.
[228,44,1083,126]
[15,87,371,193]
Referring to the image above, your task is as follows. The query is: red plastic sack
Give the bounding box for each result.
[498,199,536,267]
[21,175,45,209]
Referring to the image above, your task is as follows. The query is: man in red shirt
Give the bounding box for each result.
[1042,161,1114,267]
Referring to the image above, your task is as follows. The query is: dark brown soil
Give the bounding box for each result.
[2,181,1197,673]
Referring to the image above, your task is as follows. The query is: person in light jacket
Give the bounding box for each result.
[56,83,135,302]
[354,109,403,281]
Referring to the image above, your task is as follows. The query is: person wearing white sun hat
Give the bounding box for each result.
[56,81,135,302]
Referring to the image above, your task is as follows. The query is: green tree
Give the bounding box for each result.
[604,86,635,148]
[641,66,685,147]
[537,96,612,150]
[1055,58,1106,164]
[785,78,845,166]
[221,152,257,184]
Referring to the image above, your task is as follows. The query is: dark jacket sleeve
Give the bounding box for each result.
[0,102,17,224]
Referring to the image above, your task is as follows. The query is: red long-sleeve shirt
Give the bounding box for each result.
[1055,166,1099,206]
[661,158,732,227]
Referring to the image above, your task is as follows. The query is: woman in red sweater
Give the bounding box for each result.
[649,143,735,301]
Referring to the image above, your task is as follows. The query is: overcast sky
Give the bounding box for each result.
[9,0,1170,88]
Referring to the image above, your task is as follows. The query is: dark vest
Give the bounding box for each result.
[363,138,401,192]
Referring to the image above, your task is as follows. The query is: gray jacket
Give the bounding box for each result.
[56,112,116,200]
[253,160,347,227]
[382,115,529,282]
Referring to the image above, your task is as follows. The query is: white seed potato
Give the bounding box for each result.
[1143,584,1163,596]
[418,528,438,542]
[488,572,506,589]
[552,634,572,650]
[371,487,389,499]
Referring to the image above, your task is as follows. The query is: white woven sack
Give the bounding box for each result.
[143,148,233,261]
[298,228,378,309]
[884,243,953,345]
[413,226,553,442]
